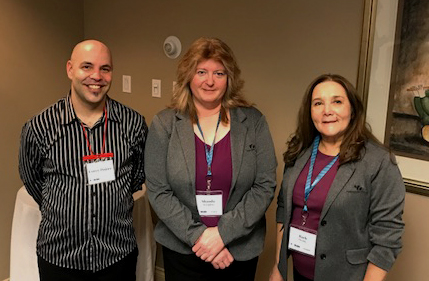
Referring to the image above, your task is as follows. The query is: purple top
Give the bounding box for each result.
[290,150,339,280]
[195,132,232,227]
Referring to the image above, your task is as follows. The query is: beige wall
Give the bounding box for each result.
[0,0,84,279]
[1,0,428,280]
[388,193,429,280]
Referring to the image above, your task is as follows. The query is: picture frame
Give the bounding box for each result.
[357,0,429,196]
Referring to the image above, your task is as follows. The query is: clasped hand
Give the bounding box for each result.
[192,227,234,269]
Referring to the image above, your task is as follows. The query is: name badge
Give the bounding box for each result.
[83,153,115,185]
[288,224,317,256]
[196,190,223,217]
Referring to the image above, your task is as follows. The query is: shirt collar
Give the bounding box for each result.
[61,92,120,125]
[105,97,121,123]
[61,92,77,125]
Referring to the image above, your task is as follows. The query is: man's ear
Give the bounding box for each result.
[66,60,73,79]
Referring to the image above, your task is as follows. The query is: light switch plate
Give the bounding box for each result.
[152,79,161,98]
[122,75,131,93]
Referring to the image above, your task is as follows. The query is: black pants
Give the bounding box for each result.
[38,248,138,281]
[293,267,313,281]
[163,246,258,281]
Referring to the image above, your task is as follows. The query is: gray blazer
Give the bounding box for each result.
[145,107,277,261]
[276,141,405,281]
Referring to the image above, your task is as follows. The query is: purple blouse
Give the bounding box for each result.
[290,150,339,280]
[195,132,232,227]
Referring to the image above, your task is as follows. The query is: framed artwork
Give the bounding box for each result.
[358,0,429,196]
[385,0,429,160]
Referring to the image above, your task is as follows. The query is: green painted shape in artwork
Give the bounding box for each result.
[421,96,429,114]
[414,96,429,125]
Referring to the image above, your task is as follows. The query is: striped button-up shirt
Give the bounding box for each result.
[19,95,147,271]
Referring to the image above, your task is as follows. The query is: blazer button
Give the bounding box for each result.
[321,220,327,226]
[320,254,326,260]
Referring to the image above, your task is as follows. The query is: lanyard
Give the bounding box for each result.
[303,135,338,212]
[196,112,221,190]
[81,106,108,157]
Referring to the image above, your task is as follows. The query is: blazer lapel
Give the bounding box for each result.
[320,161,356,219]
[230,108,247,194]
[175,112,196,191]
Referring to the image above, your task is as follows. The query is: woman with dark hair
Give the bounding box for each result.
[270,74,405,281]
[145,37,277,280]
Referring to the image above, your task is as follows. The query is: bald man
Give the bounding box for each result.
[19,40,148,281]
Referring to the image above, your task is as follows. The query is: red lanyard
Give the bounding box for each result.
[81,106,113,161]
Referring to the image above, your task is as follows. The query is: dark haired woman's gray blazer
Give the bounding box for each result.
[276,141,405,280]
[145,107,277,261]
